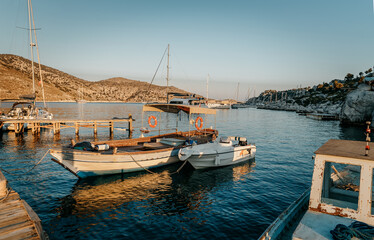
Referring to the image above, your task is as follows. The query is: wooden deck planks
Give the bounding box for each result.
[0,188,46,240]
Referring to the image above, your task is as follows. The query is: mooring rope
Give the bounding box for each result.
[0,187,11,203]
[128,152,188,175]
[0,149,51,176]
[330,221,374,240]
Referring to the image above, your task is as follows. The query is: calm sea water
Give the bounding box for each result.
[0,103,366,239]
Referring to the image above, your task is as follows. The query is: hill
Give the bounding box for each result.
[0,54,189,102]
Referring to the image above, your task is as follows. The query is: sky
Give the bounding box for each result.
[1,0,374,101]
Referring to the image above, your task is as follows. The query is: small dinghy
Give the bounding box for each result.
[178,136,256,169]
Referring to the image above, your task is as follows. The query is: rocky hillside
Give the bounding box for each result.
[247,70,374,125]
[0,54,189,102]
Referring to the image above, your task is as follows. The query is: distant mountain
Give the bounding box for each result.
[0,54,189,102]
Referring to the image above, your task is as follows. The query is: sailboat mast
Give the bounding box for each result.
[27,0,35,96]
[236,83,240,101]
[166,44,170,103]
[167,44,170,88]
[30,0,46,108]
[206,74,209,101]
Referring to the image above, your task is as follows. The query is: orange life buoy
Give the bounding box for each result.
[195,116,203,130]
[148,115,157,128]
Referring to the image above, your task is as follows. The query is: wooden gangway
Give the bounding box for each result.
[0,171,47,239]
[0,114,134,137]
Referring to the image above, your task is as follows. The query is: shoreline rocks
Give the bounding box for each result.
[340,84,374,126]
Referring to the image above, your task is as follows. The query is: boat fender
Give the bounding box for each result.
[178,148,192,161]
[73,141,95,151]
[195,116,203,130]
[95,144,110,151]
[148,115,157,128]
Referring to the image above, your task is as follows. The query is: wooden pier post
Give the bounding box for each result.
[31,123,35,134]
[94,121,97,136]
[109,121,114,136]
[15,123,24,135]
[75,122,79,136]
[0,171,7,198]
[128,114,133,139]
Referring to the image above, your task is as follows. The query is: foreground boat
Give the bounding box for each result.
[259,138,374,239]
[51,104,217,178]
[178,136,256,169]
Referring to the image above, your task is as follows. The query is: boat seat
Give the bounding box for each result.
[220,137,231,143]
[143,142,170,150]
[156,138,185,146]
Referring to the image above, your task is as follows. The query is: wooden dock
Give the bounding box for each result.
[0,171,47,239]
[305,113,339,121]
[0,114,134,137]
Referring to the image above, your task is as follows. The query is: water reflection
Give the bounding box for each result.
[56,161,255,221]
[340,125,367,141]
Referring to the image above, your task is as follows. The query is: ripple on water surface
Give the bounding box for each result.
[0,103,366,239]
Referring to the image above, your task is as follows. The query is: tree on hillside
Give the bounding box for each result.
[365,68,372,74]
[345,73,354,81]
[359,72,363,77]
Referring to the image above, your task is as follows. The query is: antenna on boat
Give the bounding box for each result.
[365,121,371,156]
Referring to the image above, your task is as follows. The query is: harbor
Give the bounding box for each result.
[0,103,353,239]
[1,0,374,239]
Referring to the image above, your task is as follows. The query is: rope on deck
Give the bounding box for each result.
[330,221,374,240]
[0,149,50,176]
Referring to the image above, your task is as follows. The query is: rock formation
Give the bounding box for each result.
[340,84,374,125]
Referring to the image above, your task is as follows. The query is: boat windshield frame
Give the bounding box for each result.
[309,139,374,225]
[142,104,216,115]
[141,104,216,134]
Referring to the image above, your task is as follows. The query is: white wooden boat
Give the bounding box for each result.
[259,139,374,240]
[50,104,217,178]
[178,136,256,169]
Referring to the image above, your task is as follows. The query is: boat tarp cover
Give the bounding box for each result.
[19,93,36,100]
[143,104,216,115]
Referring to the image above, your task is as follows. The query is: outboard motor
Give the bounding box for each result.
[238,137,247,146]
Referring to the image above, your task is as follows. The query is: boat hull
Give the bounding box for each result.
[50,148,180,178]
[181,144,256,169]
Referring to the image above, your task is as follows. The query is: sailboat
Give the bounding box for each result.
[205,75,231,109]
[0,0,53,130]
[76,84,87,103]
[232,83,250,109]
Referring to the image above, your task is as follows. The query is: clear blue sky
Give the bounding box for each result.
[1,0,373,100]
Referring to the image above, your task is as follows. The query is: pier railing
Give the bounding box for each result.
[0,114,134,138]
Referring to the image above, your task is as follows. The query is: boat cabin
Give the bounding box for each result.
[167,92,204,106]
[293,139,374,239]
